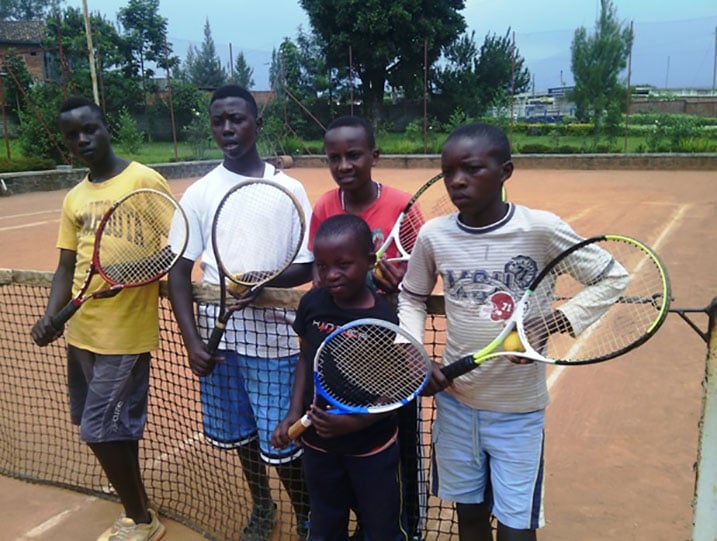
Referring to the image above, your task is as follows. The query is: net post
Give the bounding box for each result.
[691,296,717,541]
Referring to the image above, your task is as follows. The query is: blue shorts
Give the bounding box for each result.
[66,345,150,443]
[200,350,301,464]
[431,392,546,530]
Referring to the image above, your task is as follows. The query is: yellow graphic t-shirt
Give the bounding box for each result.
[56,161,171,354]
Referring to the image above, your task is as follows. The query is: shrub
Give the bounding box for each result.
[115,108,144,155]
[0,156,56,173]
[518,143,551,154]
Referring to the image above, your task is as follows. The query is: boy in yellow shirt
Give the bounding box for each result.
[31,96,170,541]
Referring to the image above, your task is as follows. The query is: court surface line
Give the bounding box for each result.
[0,209,59,220]
[20,496,97,539]
[0,220,60,232]
[546,203,689,392]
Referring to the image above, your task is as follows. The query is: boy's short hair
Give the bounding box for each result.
[325,115,376,149]
[315,214,374,254]
[210,85,258,118]
[58,96,105,124]
[445,122,512,163]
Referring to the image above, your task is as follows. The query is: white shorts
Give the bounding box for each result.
[431,392,546,530]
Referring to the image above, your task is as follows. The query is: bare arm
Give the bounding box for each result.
[168,257,217,376]
[271,338,309,449]
[30,250,77,346]
[268,261,313,289]
[31,249,76,346]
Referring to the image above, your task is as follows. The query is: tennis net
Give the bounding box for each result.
[0,269,458,540]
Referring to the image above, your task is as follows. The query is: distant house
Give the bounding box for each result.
[0,20,46,81]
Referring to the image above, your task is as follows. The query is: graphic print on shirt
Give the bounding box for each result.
[444,254,538,323]
[311,318,341,336]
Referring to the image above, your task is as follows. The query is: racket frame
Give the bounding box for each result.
[50,188,187,330]
[287,318,432,440]
[440,234,671,380]
[374,172,444,263]
[205,178,306,355]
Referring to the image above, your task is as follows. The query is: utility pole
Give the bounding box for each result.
[82,0,100,105]
[624,21,633,153]
[712,26,716,91]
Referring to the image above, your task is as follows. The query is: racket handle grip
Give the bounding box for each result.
[205,322,226,357]
[287,413,311,441]
[440,356,477,382]
[51,302,80,331]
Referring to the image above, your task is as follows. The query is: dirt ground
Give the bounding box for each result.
[1,166,715,540]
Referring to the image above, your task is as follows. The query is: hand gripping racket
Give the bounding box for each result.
[374,173,448,263]
[441,234,671,380]
[287,318,433,440]
[205,178,306,356]
[374,173,508,263]
[51,188,188,330]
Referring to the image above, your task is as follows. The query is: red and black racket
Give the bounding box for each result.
[51,188,188,331]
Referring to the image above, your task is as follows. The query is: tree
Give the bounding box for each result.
[0,0,59,20]
[435,29,530,120]
[569,0,632,133]
[43,7,132,108]
[300,0,466,121]
[474,30,530,112]
[231,51,254,89]
[185,18,226,89]
[0,51,34,116]
[266,30,331,140]
[117,0,170,81]
[117,0,174,136]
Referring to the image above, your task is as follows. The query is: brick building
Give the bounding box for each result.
[0,20,46,81]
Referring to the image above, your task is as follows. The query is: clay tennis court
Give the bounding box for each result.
[1,165,715,540]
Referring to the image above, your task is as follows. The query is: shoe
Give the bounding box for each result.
[97,508,165,541]
[240,501,278,541]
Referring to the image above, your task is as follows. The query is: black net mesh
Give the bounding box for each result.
[0,270,458,540]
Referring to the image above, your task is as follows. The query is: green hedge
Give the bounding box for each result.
[0,157,57,173]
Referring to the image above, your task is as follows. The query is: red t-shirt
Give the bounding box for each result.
[309,184,412,259]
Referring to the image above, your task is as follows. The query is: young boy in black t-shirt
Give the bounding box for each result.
[272,214,409,540]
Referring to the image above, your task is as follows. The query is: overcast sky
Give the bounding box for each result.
[68,0,717,91]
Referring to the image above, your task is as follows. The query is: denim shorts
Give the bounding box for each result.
[66,345,150,443]
[199,350,301,464]
[431,392,546,530]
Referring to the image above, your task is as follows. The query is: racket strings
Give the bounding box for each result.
[98,192,180,285]
[393,177,452,259]
[526,239,669,363]
[317,324,429,409]
[214,182,303,286]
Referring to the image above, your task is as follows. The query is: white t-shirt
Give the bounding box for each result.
[169,162,313,357]
[398,203,627,412]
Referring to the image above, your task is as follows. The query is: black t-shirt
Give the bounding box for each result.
[293,287,400,455]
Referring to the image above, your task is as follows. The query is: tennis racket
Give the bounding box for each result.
[374,173,508,263]
[51,188,188,330]
[287,318,432,440]
[374,173,448,263]
[205,178,306,356]
[440,234,671,381]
